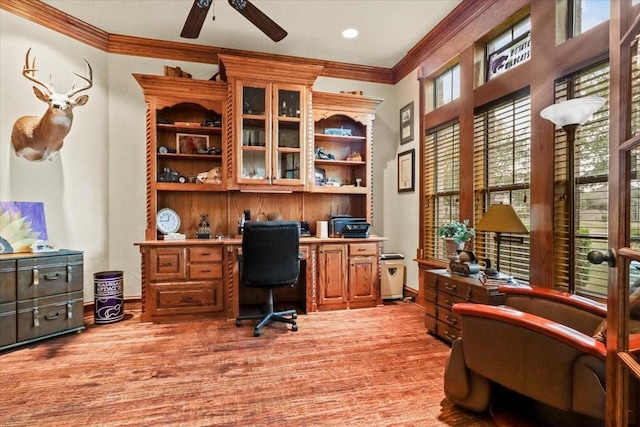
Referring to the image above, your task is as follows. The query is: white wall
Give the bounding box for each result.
[1,10,423,299]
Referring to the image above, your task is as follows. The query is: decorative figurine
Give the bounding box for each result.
[197,214,211,239]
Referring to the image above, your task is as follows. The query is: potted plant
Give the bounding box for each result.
[438,219,475,260]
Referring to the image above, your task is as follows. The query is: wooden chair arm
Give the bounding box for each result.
[498,285,607,317]
[453,303,607,360]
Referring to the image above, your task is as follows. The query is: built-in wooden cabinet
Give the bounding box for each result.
[133,74,228,240]
[219,55,322,192]
[140,243,225,323]
[317,241,380,311]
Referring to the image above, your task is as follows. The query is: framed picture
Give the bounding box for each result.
[314,167,326,186]
[400,101,414,144]
[177,133,209,154]
[397,149,415,193]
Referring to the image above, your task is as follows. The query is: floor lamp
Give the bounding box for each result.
[475,203,528,273]
[540,96,605,288]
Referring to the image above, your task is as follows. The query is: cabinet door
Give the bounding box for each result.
[318,244,347,307]
[272,84,305,187]
[238,81,270,184]
[348,256,377,304]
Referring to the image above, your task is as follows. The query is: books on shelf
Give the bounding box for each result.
[163,232,186,241]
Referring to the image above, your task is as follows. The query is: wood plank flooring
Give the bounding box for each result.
[0,302,495,426]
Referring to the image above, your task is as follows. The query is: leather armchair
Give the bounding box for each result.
[444,285,640,423]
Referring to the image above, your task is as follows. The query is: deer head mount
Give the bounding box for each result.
[11,48,93,161]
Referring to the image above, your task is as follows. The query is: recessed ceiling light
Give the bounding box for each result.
[342,28,359,39]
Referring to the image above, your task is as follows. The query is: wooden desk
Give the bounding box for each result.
[136,236,385,323]
[418,268,505,343]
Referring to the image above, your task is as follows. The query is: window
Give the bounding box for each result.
[434,64,460,108]
[424,122,460,261]
[486,16,531,82]
[473,91,531,280]
[553,61,609,297]
[568,0,609,36]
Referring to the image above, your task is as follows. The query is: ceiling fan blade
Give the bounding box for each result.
[181,0,213,39]
[228,0,288,42]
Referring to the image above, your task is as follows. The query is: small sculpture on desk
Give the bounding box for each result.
[197,214,211,239]
[449,250,480,276]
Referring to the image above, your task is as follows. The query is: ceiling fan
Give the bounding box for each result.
[180,0,288,42]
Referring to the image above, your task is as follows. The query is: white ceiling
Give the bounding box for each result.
[43,0,462,68]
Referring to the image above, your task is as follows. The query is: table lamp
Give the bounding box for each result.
[475,203,528,272]
[540,96,605,286]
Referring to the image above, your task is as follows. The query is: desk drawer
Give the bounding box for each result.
[189,247,222,263]
[423,271,437,289]
[424,285,436,304]
[189,263,222,279]
[437,306,461,329]
[425,313,437,334]
[0,302,17,347]
[149,248,186,281]
[151,281,223,314]
[438,321,460,343]
[436,291,466,311]
[437,277,471,300]
[348,243,377,256]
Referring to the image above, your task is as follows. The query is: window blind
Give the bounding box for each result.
[473,92,531,281]
[553,61,609,296]
[424,122,460,261]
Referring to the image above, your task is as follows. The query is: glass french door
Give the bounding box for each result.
[603,2,640,424]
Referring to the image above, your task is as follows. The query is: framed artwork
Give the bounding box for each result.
[177,133,209,154]
[400,101,414,144]
[314,167,326,186]
[397,149,415,193]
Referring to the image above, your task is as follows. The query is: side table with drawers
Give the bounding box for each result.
[419,267,505,343]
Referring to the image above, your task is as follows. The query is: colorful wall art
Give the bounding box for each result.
[0,201,48,253]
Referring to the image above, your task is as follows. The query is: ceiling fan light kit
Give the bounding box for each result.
[181,0,287,42]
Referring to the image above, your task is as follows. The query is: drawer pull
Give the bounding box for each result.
[444,330,457,341]
[67,265,73,282]
[44,273,60,280]
[67,302,73,319]
[181,296,198,303]
[200,252,210,256]
[200,269,211,273]
[358,248,366,251]
[33,268,39,285]
[445,283,456,291]
[446,315,457,325]
[33,307,40,327]
[445,299,454,307]
[45,312,60,320]
[160,262,175,267]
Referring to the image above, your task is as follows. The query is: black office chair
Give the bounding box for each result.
[235,221,300,337]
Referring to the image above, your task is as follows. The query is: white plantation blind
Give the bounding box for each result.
[553,61,609,296]
[424,122,460,261]
[473,91,531,281]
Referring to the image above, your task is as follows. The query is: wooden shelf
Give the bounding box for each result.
[314,133,366,142]
[314,159,365,166]
[157,123,222,134]
[157,153,222,160]
[156,182,224,192]
[311,185,368,194]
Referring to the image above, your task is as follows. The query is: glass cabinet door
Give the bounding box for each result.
[273,85,304,185]
[239,84,269,183]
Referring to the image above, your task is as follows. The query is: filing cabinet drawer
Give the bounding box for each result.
[0,259,16,303]
[16,254,83,300]
[348,243,377,256]
[0,301,17,347]
[189,247,222,263]
[189,263,222,279]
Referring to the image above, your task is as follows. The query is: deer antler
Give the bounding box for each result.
[22,48,53,95]
[67,57,93,98]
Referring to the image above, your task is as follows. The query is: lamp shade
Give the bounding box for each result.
[475,204,528,233]
[539,96,605,128]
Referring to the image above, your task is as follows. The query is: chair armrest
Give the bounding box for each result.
[498,285,607,317]
[453,303,607,360]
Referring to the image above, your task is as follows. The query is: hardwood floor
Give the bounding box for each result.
[0,301,495,426]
